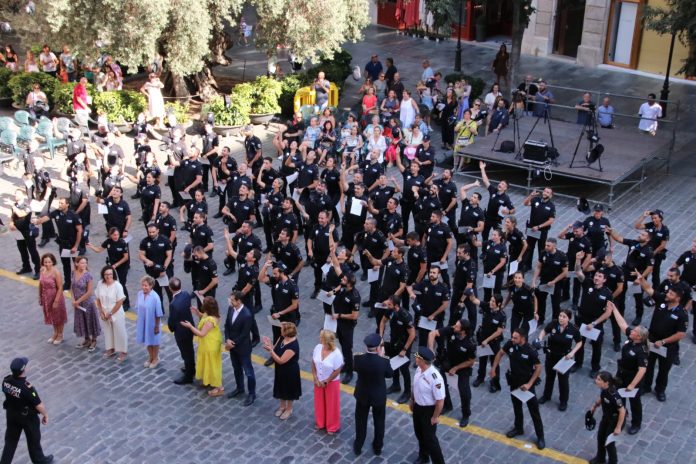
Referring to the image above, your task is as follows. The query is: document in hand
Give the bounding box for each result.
[156,275,169,287]
[266,315,282,327]
[482,274,495,289]
[323,314,337,332]
[417,318,437,331]
[476,344,494,357]
[511,388,535,403]
[552,357,575,374]
[580,324,601,341]
[508,260,519,276]
[389,355,409,370]
[97,203,109,214]
[317,291,335,305]
[618,388,638,398]
[648,342,667,358]
[367,268,380,283]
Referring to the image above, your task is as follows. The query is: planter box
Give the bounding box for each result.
[212,125,242,137]
[249,113,275,126]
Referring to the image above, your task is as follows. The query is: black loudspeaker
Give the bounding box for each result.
[523,140,548,165]
[499,140,515,153]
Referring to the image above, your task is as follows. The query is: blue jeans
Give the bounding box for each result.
[230,350,256,395]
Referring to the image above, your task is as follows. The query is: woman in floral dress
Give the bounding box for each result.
[71,257,101,352]
[38,253,68,345]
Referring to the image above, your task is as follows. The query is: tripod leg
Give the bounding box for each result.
[491,129,501,152]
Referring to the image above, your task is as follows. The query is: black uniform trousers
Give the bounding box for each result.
[617,285,644,322]
[58,246,73,288]
[312,255,328,292]
[16,237,40,273]
[595,414,619,464]
[524,230,548,272]
[175,336,196,381]
[561,276,583,305]
[483,271,504,302]
[412,403,445,464]
[543,353,570,404]
[644,347,677,394]
[354,400,386,452]
[336,320,355,375]
[400,201,414,235]
[0,411,49,464]
[114,265,130,309]
[476,341,501,386]
[510,311,533,333]
[440,367,472,418]
[511,385,544,438]
[575,327,604,372]
[535,285,562,324]
[617,371,642,427]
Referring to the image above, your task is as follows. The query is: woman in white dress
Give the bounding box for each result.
[94,266,128,362]
[399,90,419,129]
[141,73,165,121]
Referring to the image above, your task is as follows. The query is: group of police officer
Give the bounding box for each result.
[5,111,696,464]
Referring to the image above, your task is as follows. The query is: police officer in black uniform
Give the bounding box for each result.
[364,245,408,324]
[399,232,428,310]
[232,248,262,346]
[425,210,453,287]
[165,128,188,207]
[479,161,515,241]
[359,150,384,192]
[502,216,527,281]
[607,227,654,325]
[354,217,388,289]
[587,372,625,464]
[187,246,218,302]
[634,274,687,402]
[413,184,441,239]
[307,211,339,298]
[328,267,361,384]
[223,220,261,279]
[30,158,55,247]
[298,181,332,258]
[87,227,131,310]
[342,182,369,252]
[482,229,508,301]
[139,222,173,304]
[502,271,537,331]
[155,202,178,254]
[673,238,696,342]
[490,327,546,450]
[243,126,263,177]
[200,123,219,193]
[457,185,484,250]
[634,209,669,289]
[535,309,582,411]
[179,147,204,202]
[379,295,416,404]
[369,174,398,212]
[408,266,450,350]
[1,357,53,464]
[584,251,625,351]
[609,302,648,435]
[434,169,458,229]
[414,134,436,179]
[189,212,214,255]
[352,333,393,457]
[427,318,477,427]
[583,204,612,254]
[557,221,592,309]
[270,228,304,282]
[450,244,476,326]
[10,189,40,279]
[470,292,506,392]
[395,155,425,234]
[223,184,256,234]
[532,238,567,324]
[101,186,132,236]
[33,197,82,290]
[575,258,615,375]
[522,188,555,270]
[370,197,403,241]
[259,260,300,366]
[211,147,237,217]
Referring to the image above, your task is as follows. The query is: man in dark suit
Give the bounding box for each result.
[353,333,393,457]
[167,277,195,384]
[224,291,256,406]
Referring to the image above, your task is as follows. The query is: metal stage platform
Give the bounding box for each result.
[451,116,674,209]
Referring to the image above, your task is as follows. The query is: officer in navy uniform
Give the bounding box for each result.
[379,295,416,404]
[609,302,648,435]
[223,220,261,280]
[412,184,441,239]
[270,228,304,282]
[490,327,546,450]
[635,275,687,402]
[502,216,527,281]
[1,357,53,464]
[532,238,567,324]
[363,245,407,324]
[673,238,696,342]
[329,270,361,384]
[469,292,506,393]
[188,246,218,301]
[353,217,387,289]
[456,186,484,250]
[101,186,131,236]
[634,209,669,289]
[352,333,393,457]
[369,174,398,212]
[522,188,556,271]
[414,135,436,179]
[425,210,453,287]
[243,125,263,177]
[583,251,625,352]
[574,264,614,377]
[427,319,476,427]
[479,161,515,241]
[583,204,611,254]
[409,347,446,464]
[502,271,537,331]
[223,184,256,233]
[155,202,178,255]
[481,229,508,302]
[557,221,592,309]
[434,169,458,230]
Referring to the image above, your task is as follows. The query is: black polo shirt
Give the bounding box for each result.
[377,209,402,237]
[562,232,592,268]
[504,228,526,261]
[622,239,654,281]
[387,308,414,351]
[458,199,484,229]
[657,279,692,306]
[415,144,436,178]
[226,197,255,224]
[190,223,214,249]
[155,213,178,247]
[139,235,172,277]
[407,245,428,284]
[360,160,384,189]
[618,327,649,375]
[2,375,41,412]
[228,173,253,199]
[452,258,475,290]
[370,186,396,211]
[202,132,219,156]
[583,216,611,253]
[355,230,387,258]
[273,211,298,237]
[440,327,476,373]
[268,277,299,322]
[333,287,361,321]
[343,194,369,227]
[309,224,339,257]
[676,250,696,286]
[232,232,262,261]
[212,156,237,183]
[528,198,555,230]
[259,168,280,195]
[100,238,130,268]
[234,263,258,294]
[648,294,687,344]
[479,304,506,342]
[297,161,319,189]
[425,222,452,263]
[643,221,669,258]
[538,250,567,283]
[104,198,130,232]
[598,264,624,293]
[320,168,341,200]
[244,135,263,171]
[68,185,90,226]
[305,191,332,222]
[579,283,612,324]
[510,284,535,318]
[543,321,581,356]
[413,279,450,321]
[271,241,303,272]
[50,209,81,248]
[503,341,540,385]
[192,257,218,291]
[484,185,513,222]
[482,241,507,274]
[435,179,458,214]
[414,194,441,225]
[181,159,203,188]
[379,257,408,299]
[401,171,425,204]
[600,388,624,416]
[324,262,352,292]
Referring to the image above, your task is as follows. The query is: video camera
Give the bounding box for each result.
[473,109,488,122]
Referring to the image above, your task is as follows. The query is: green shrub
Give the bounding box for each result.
[443,73,486,106]
[7,72,60,107]
[202,96,249,126]
[250,76,282,114]
[53,82,95,114]
[93,90,147,124]
[0,67,14,99]
[164,101,190,124]
[279,74,303,118]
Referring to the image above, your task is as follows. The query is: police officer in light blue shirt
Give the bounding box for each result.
[597,97,615,128]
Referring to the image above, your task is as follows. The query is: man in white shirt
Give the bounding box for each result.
[638,93,662,136]
[421,60,434,83]
[39,44,58,78]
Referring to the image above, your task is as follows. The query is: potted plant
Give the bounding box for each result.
[249,76,282,125]
[201,93,251,136]
[93,90,147,128]
[7,72,60,109]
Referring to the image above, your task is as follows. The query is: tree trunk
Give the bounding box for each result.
[510,1,524,92]
[162,65,220,101]
[209,27,233,66]
[189,66,220,102]
[162,71,191,99]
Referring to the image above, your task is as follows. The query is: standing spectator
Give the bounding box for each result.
[311,330,344,434]
[313,71,331,112]
[73,77,90,117]
[70,257,101,352]
[421,59,434,82]
[4,45,19,71]
[24,51,39,72]
[364,54,383,82]
[597,97,615,129]
[399,90,419,130]
[263,322,302,421]
[167,278,194,384]
[141,73,165,124]
[638,93,662,136]
[492,44,510,88]
[94,266,128,362]
[39,45,58,77]
[484,83,502,114]
[135,276,163,369]
[439,88,458,150]
[59,45,76,82]
[10,189,40,280]
[224,291,256,406]
[384,57,397,88]
[531,81,554,118]
[574,92,594,126]
[38,253,68,345]
[182,296,225,397]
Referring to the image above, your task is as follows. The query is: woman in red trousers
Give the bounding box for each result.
[311,330,344,434]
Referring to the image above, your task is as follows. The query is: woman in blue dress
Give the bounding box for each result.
[135,275,163,368]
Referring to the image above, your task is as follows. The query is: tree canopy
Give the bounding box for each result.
[643,0,696,76]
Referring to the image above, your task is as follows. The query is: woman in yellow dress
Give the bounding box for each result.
[180,296,224,397]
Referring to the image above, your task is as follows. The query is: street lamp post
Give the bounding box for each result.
[454,0,464,72]
[659,31,676,118]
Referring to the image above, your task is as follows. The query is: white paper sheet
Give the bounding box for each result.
[388,240,395,251]
[442,216,449,224]
[528,319,538,335]
[457,226,468,234]
[24,179,33,189]
[482,274,496,289]
[246,168,253,177]
[11,229,24,241]
[123,235,133,244]
[77,306,87,312]
[178,191,191,200]
[30,200,44,212]
[321,263,331,275]
[511,388,535,403]
[418,318,437,331]
[199,156,210,165]
[434,261,448,270]
[285,172,299,185]
[497,206,507,218]
[374,302,387,309]
[618,388,638,398]
[508,260,519,276]
[350,198,363,216]
[553,357,575,374]
[97,203,108,214]
[367,268,380,283]
[165,168,174,177]
[266,315,282,327]
[567,271,576,279]
[317,291,335,305]
[580,323,601,341]
[629,282,643,295]
[60,249,76,258]
[323,314,337,332]
[648,342,667,358]
[389,355,409,370]
[526,228,541,239]
[291,189,301,202]
[605,434,618,446]
[156,275,169,287]
[476,344,494,357]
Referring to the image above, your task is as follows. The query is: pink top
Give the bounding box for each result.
[73,84,88,111]
[362,94,377,114]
